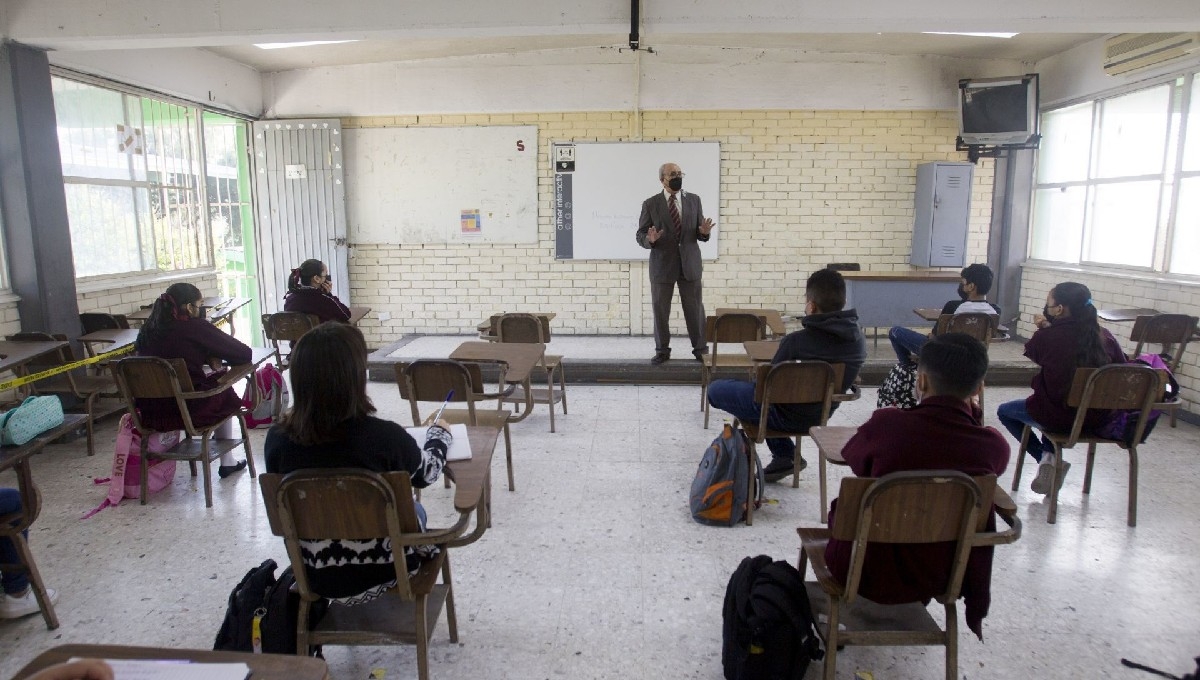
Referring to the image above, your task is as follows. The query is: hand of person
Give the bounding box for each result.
[208,356,224,371]
[27,659,114,680]
[434,418,450,430]
[1033,313,1048,330]
[646,226,661,244]
[322,278,333,293]
[699,217,715,235]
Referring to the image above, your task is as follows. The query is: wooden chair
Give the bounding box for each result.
[739,361,838,521]
[1130,313,1197,427]
[494,313,567,433]
[701,313,766,429]
[78,312,129,333]
[0,463,56,630]
[5,332,122,457]
[398,359,517,492]
[109,356,255,507]
[1010,363,1165,526]
[262,312,320,370]
[798,471,1021,680]
[259,469,458,680]
[933,313,997,410]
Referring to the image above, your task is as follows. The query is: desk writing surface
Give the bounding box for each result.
[715,308,786,336]
[744,339,780,362]
[1097,307,1161,323]
[450,341,544,383]
[0,340,69,374]
[447,425,499,514]
[11,644,329,680]
[348,305,371,325]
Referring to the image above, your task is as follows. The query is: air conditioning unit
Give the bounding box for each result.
[1103,33,1200,76]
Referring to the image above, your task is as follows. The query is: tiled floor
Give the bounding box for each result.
[2,378,1198,679]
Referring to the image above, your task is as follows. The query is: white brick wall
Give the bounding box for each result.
[344,109,994,347]
[1018,263,1200,416]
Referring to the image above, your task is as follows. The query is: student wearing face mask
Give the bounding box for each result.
[635,162,715,365]
[707,269,867,482]
[135,282,252,478]
[887,263,999,368]
[995,282,1125,494]
[283,259,352,323]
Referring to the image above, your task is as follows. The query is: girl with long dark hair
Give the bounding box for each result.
[135,282,252,477]
[282,259,351,323]
[263,323,450,604]
[996,282,1125,494]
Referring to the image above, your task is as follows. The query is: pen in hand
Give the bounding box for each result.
[431,389,454,426]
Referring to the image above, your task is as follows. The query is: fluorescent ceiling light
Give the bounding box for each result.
[923,32,1019,39]
[254,40,358,50]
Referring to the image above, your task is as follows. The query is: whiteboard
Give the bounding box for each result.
[345,126,538,244]
[560,142,719,260]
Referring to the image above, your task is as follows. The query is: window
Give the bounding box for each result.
[52,76,251,279]
[1031,73,1199,275]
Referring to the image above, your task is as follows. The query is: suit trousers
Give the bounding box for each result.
[651,276,705,354]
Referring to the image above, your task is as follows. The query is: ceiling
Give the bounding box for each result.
[205,32,1101,73]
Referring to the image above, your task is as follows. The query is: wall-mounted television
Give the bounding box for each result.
[957,74,1039,147]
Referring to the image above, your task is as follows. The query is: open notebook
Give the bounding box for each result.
[72,659,249,680]
[408,423,472,461]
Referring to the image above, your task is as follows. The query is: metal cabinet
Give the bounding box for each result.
[910,162,973,267]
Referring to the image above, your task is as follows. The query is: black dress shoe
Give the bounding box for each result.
[218,460,248,479]
[651,352,670,365]
[693,345,709,360]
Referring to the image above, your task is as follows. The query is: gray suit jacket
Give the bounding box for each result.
[635,190,710,283]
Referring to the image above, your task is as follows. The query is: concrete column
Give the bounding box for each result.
[987,149,1035,334]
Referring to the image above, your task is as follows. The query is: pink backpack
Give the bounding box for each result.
[242,363,288,429]
[84,413,180,518]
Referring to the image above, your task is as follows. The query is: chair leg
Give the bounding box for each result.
[84,394,97,456]
[1082,443,1097,494]
[1127,444,1139,527]
[558,364,568,414]
[545,366,556,434]
[10,533,58,630]
[822,601,841,680]
[415,595,431,680]
[442,554,459,643]
[200,432,214,508]
[1011,425,1032,492]
[818,449,829,523]
[1047,445,1063,524]
[792,436,802,489]
[238,414,257,478]
[702,367,712,429]
[944,601,959,680]
[503,423,515,492]
[745,442,756,526]
[295,600,311,656]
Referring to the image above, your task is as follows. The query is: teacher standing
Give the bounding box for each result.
[636,162,715,365]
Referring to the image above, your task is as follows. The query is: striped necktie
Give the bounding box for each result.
[668,194,682,242]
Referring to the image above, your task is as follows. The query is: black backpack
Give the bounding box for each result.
[213,559,327,656]
[722,555,823,680]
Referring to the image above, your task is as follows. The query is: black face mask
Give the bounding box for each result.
[668,177,683,192]
[957,284,969,301]
[1042,304,1055,321]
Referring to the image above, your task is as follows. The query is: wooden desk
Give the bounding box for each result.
[224,347,278,410]
[78,329,140,360]
[442,424,500,547]
[449,341,545,423]
[476,312,556,340]
[348,305,371,325]
[914,307,943,322]
[842,271,959,329]
[808,425,1018,520]
[127,297,252,335]
[744,339,780,363]
[11,644,329,680]
[0,413,89,631]
[1098,307,1160,323]
[0,340,70,376]
[715,308,786,336]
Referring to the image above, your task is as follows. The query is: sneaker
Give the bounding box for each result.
[1031,461,1071,495]
[763,456,807,483]
[0,587,57,619]
[218,460,248,479]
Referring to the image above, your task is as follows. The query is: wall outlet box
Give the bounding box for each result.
[377,311,391,322]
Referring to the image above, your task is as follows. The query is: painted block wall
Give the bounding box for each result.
[1018,263,1200,417]
[344,109,994,349]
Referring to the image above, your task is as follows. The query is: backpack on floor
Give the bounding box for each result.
[877,362,918,410]
[722,555,823,680]
[690,421,764,527]
[242,363,289,429]
[213,559,327,656]
[83,413,180,518]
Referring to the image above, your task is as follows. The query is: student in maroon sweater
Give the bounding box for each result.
[283,259,352,323]
[135,282,251,478]
[996,282,1125,494]
[825,333,1009,639]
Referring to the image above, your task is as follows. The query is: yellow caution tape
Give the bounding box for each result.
[0,344,135,392]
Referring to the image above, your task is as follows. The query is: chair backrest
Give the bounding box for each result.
[943,313,997,346]
[259,469,423,601]
[110,356,198,434]
[832,471,993,604]
[79,312,129,333]
[398,359,483,426]
[1130,314,1198,371]
[752,360,838,434]
[707,313,765,349]
[264,312,320,345]
[4,332,81,395]
[495,313,549,344]
[1062,363,1166,446]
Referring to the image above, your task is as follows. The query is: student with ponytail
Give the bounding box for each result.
[135,282,253,478]
[996,282,1125,494]
[283,259,352,323]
